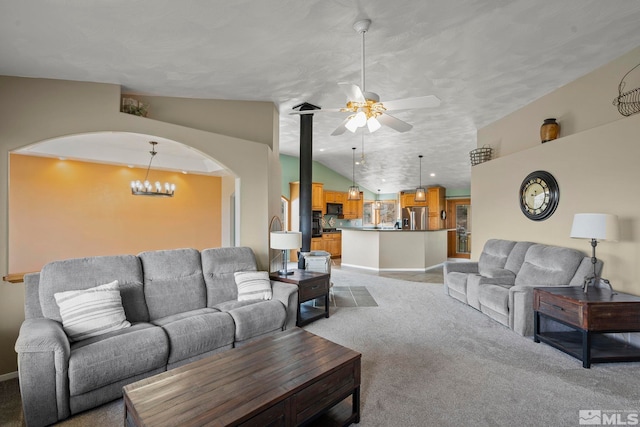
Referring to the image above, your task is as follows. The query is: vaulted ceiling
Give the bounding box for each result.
[2,1,640,193]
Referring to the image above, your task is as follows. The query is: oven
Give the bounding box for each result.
[312,210,322,237]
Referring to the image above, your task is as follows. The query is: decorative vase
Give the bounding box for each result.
[540,118,559,143]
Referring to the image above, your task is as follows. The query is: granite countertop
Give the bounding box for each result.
[339,227,444,232]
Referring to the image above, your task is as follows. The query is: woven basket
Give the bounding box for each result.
[470,145,492,166]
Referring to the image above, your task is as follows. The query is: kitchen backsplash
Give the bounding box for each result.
[322,215,362,228]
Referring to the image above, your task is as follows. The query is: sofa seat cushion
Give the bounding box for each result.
[213,299,263,312]
[481,268,516,283]
[68,323,168,396]
[479,284,510,316]
[226,300,286,342]
[152,308,235,364]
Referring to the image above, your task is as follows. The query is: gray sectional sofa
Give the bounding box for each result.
[444,239,601,336]
[15,247,299,427]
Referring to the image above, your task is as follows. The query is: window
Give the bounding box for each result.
[363,200,397,228]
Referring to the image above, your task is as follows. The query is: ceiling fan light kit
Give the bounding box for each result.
[290,18,440,136]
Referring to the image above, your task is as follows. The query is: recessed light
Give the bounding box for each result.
[430,173,436,177]
[127,165,134,168]
[319,148,325,152]
[382,178,386,182]
[182,171,188,174]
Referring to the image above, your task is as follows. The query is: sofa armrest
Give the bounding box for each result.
[443,261,479,276]
[15,318,71,426]
[271,281,299,330]
[508,285,539,337]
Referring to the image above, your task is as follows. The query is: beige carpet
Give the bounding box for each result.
[3,267,640,426]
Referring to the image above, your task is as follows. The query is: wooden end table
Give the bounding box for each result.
[533,286,640,368]
[270,269,330,326]
[123,329,361,427]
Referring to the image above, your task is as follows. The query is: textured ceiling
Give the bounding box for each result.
[2,1,640,193]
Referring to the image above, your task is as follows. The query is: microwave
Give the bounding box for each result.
[326,203,343,216]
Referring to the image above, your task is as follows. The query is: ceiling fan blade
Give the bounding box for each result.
[338,82,365,103]
[382,95,441,111]
[377,113,413,133]
[289,108,343,115]
[330,117,351,136]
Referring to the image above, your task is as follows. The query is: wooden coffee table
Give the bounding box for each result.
[123,328,361,426]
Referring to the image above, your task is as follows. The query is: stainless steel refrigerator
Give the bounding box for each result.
[402,206,428,230]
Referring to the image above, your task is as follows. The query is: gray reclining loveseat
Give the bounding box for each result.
[444,239,600,336]
[15,247,298,426]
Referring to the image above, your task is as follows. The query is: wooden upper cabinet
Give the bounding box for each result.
[427,186,446,230]
[343,192,363,219]
[312,183,323,211]
[400,192,426,208]
[324,190,342,204]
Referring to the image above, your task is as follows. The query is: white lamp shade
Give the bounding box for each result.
[570,213,619,242]
[270,231,302,250]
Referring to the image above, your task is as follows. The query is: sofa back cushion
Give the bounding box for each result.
[39,255,147,323]
[139,248,206,320]
[515,244,584,287]
[201,247,258,306]
[504,241,536,275]
[478,239,517,276]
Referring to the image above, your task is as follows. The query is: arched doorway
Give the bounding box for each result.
[8,132,238,273]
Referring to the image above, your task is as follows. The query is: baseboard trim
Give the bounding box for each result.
[0,371,18,382]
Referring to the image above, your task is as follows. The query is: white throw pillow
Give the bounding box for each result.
[54,280,131,342]
[234,271,273,301]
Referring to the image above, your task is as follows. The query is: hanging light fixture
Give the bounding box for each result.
[415,154,426,202]
[347,147,361,201]
[373,189,381,210]
[130,141,176,197]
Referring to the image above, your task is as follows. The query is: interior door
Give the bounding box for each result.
[446,198,471,259]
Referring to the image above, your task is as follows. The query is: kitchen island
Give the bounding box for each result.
[340,228,447,271]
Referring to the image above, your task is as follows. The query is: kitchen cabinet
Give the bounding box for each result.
[343,192,363,219]
[400,192,426,208]
[324,190,345,204]
[427,186,446,230]
[312,183,324,211]
[311,237,323,251]
[321,233,342,257]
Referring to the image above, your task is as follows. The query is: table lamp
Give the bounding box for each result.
[570,213,619,292]
[270,231,302,276]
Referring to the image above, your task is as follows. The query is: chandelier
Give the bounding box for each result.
[130,141,176,197]
[415,155,426,202]
[347,147,361,200]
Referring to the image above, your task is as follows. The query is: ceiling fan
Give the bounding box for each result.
[291,19,441,135]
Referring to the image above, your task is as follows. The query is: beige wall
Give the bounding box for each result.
[0,76,282,375]
[474,45,640,295]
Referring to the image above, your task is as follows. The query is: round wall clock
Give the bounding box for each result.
[519,170,559,221]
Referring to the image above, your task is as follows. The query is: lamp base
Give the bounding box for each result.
[276,269,294,276]
[582,275,615,294]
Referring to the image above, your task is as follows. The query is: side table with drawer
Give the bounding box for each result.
[533,286,640,368]
[270,269,330,326]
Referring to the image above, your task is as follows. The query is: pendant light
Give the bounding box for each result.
[415,154,426,202]
[130,141,176,197]
[347,147,361,201]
